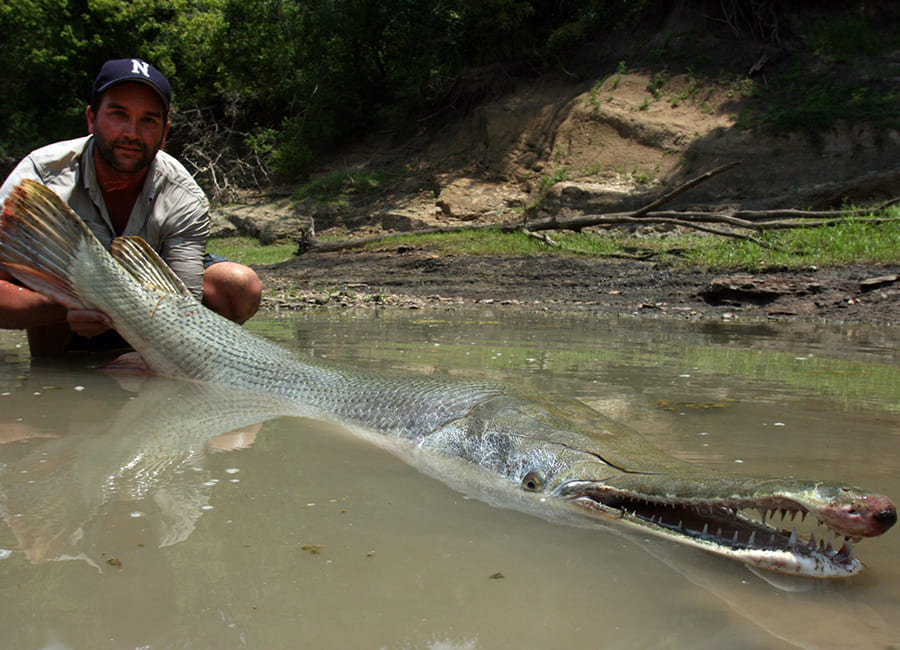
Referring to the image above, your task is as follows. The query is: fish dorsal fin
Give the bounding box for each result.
[110,236,192,297]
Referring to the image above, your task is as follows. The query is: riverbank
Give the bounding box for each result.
[224,9,900,326]
[256,251,900,324]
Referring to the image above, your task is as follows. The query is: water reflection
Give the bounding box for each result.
[0,312,897,648]
[0,372,278,567]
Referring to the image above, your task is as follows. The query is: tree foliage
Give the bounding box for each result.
[3,0,660,179]
[9,0,874,190]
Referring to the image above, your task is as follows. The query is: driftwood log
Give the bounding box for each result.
[297,161,899,255]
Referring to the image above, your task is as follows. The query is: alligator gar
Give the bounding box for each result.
[0,179,895,578]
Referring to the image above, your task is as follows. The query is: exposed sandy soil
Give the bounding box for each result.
[220,13,900,325]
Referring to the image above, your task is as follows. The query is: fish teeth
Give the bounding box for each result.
[788,528,798,548]
[747,531,756,547]
[836,540,854,561]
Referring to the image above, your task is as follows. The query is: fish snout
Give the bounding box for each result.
[873,503,898,530]
[823,493,897,538]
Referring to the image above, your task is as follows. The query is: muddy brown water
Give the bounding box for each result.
[0,310,898,649]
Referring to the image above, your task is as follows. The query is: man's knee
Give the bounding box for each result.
[202,262,262,324]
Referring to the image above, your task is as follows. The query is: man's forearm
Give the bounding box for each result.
[0,278,67,329]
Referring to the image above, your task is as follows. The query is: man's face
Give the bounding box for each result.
[87,82,169,174]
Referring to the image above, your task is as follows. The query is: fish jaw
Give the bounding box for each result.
[552,476,896,578]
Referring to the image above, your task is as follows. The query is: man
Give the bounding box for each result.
[0,58,261,356]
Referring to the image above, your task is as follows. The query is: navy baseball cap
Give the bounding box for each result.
[91,58,171,110]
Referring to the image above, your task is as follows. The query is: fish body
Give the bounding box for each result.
[0,179,895,577]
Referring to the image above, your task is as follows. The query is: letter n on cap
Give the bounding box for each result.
[131,59,150,78]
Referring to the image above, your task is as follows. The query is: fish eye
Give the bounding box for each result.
[521,470,546,492]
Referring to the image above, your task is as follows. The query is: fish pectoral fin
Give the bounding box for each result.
[110,236,192,298]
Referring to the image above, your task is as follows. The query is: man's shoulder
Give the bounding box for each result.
[26,136,91,175]
[153,150,208,208]
[0,136,90,205]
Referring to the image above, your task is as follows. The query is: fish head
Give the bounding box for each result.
[422,396,896,578]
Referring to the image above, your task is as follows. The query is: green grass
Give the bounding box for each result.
[735,16,900,139]
[206,237,296,265]
[207,205,900,271]
[620,13,900,142]
[742,73,900,139]
[683,207,900,270]
[806,15,881,61]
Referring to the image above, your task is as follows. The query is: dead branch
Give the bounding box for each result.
[522,228,558,246]
[631,161,741,218]
[173,106,272,204]
[636,217,780,249]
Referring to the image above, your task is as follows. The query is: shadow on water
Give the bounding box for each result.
[0,312,898,648]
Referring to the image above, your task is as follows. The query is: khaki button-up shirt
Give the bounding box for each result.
[0,135,209,299]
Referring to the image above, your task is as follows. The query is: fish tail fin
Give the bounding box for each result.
[0,179,94,310]
[111,236,193,298]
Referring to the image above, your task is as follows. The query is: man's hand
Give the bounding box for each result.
[66,309,112,338]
